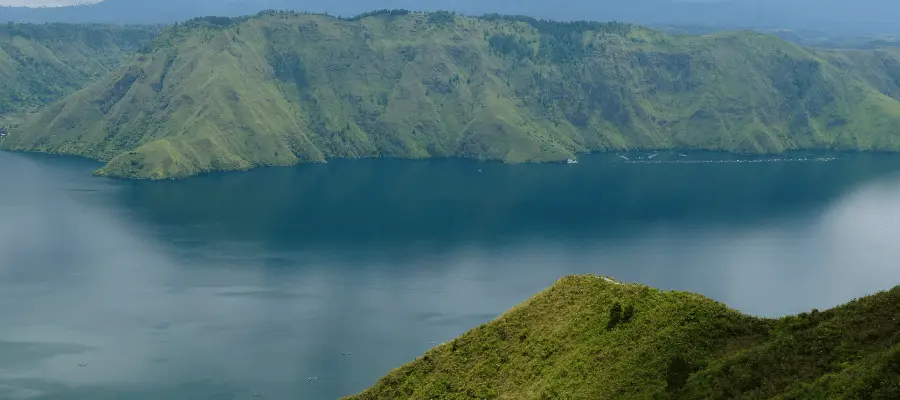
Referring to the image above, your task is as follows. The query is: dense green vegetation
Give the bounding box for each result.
[0,23,160,123]
[347,275,900,399]
[5,11,900,179]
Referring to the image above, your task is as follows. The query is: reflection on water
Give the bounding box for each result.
[2,151,900,399]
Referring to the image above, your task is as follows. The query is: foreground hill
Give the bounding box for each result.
[0,23,160,123]
[347,275,900,399]
[5,11,900,179]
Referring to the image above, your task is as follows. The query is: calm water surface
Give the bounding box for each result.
[2,151,900,399]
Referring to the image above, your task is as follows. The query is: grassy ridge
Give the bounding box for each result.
[0,23,160,123]
[813,47,900,101]
[4,11,900,179]
[347,275,900,399]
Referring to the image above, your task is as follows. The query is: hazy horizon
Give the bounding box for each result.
[0,0,100,6]
[1,0,900,35]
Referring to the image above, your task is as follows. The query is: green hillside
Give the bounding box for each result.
[0,22,160,124]
[4,11,900,179]
[347,275,900,400]
[813,47,900,101]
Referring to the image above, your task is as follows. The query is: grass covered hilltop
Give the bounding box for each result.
[4,10,900,179]
[347,275,900,400]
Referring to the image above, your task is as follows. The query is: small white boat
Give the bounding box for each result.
[566,159,578,164]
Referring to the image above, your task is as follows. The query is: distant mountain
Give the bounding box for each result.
[2,0,900,35]
[347,275,900,399]
[4,11,900,180]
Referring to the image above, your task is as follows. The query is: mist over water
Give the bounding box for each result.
[2,150,900,399]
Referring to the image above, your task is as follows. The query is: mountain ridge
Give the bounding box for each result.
[4,11,900,179]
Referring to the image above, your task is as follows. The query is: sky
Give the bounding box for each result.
[2,0,900,36]
[0,0,100,6]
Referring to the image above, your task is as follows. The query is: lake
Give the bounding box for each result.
[2,150,900,399]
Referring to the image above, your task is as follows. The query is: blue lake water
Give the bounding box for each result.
[2,150,900,399]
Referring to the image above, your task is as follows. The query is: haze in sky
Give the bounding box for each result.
[0,0,99,6]
[1,0,899,35]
